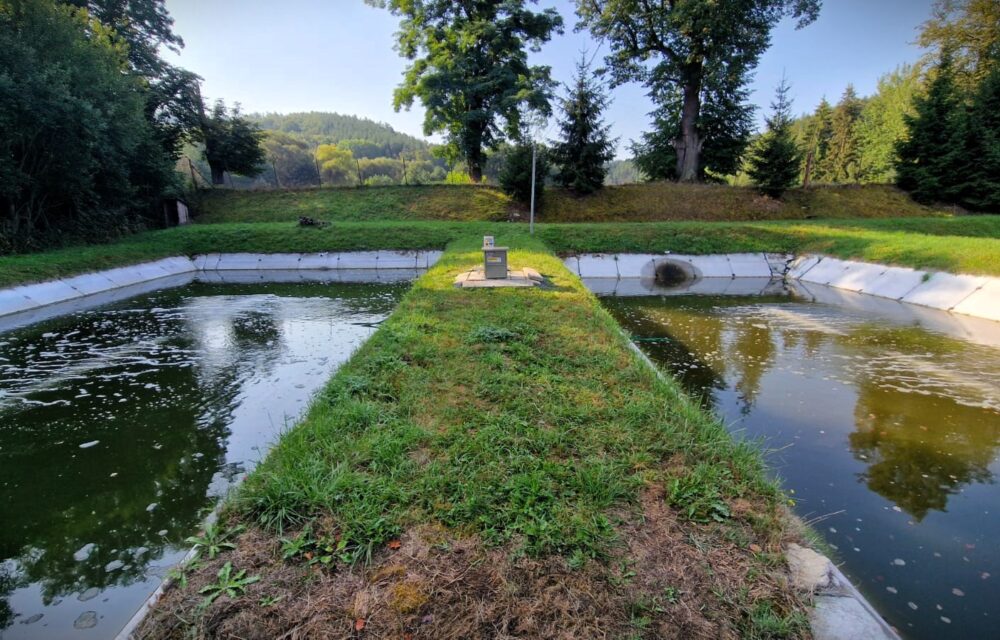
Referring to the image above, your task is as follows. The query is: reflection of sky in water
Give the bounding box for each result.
[0,282,405,639]
[604,293,1000,640]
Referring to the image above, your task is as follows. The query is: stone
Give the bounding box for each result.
[74,611,98,630]
[78,587,100,602]
[811,595,896,640]
[786,543,833,592]
[73,543,95,562]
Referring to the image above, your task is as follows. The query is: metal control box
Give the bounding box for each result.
[484,246,508,279]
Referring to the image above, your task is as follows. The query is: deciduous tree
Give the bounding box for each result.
[575,0,820,182]
[367,0,563,183]
[199,100,265,185]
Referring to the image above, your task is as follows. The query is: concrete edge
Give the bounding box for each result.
[567,253,999,323]
[0,252,444,320]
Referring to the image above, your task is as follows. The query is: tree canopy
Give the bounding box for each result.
[367,0,563,182]
[575,0,820,182]
[747,77,800,198]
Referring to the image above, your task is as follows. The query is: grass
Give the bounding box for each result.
[2,215,997,289]
[194,182,960,225]
[538,216,1000,276]
[138,235,808,639]
[195,184,514,224]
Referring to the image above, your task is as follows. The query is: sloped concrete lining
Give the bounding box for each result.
[577,254,619,278]
[727,253,774,278]
[826,261,889,293]
[0,253,445,321]
[787,255,823,280]
[953,279,1000,322]
[681,254,733,278]
[902,271,988,310]
[615,254,658,279]
[858,266,928,300]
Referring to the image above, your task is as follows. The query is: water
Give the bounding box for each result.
[601,285,1000,640]
[0,280,407,638]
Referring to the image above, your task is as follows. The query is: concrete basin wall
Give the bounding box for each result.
[566,253,1000,323]
[0,251,444,322]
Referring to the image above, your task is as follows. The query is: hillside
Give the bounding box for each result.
[251,111,430,155]
[193,182,956,224]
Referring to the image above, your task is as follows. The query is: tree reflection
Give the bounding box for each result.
[849,368,998,521]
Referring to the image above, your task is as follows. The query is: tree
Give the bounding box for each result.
[961,54,1000,210]
[747,77,800,198]
[0,0,172,252]
[315,144,356,186]
[632,73,756,182]
[819,85,864,182]
[797,98,834,184]
[895,54,970,204]
[918,0,1000,89]
[575,0,820,182]
[499,142,548,207]
[367,0,563,183]
[199,100,265,185]
[855,65,922,184]
[550,56,616,194]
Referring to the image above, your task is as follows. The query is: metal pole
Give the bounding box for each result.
[529,142,536,235]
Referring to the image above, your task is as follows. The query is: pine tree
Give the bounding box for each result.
[747,77,801,198]
[550,56,616,194]
[896,54,969,204]
[800,97,834,184]
[962,54,1000,210]
[822,85,864,182]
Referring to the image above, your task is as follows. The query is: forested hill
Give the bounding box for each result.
[251,112,430,156]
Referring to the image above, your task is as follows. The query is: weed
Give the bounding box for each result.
[185,522,244,560]
[198,562,260,607]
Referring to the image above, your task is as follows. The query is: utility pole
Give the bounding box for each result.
[529,141,537,235]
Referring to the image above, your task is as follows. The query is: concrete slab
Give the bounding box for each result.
[61,272,119,296]
[158,257,197,276]
[827,261,888,293]
[614,254,657,279]
[799,258,852,285]
[563,256,580,276]
[297,253,338,270]
[811,596,896,640]
[256,253,303,270]
[455,268,539,288]
[787,255,823,280]
[952,278,1000,322]
[214,254,264,270]
[585,278,626,296]
[902,272,988,310]
[337,251,380,269]
[682,254,733,278]
[376,250,419,269]
[765,253,793,277]
[18,280,83,307]
[419,250,444,269]
[861,266,928,300]
[577,254,618,279]
[0,288,40,316]
[728,253,773,278]
[193,254,221,271]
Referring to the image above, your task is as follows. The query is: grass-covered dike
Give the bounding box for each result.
[138,235,811,639]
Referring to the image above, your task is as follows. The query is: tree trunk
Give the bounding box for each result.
[674,80,703,182]
[209,163,225,186]
[469,161,483,183]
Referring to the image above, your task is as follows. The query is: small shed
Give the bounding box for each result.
[163,198,191,227]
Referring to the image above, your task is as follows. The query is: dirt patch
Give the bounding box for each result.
[138,490,807,640]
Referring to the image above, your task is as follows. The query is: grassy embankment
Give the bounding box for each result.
[195,182,954,224]
[1,215,997,289]
[139,235,809,639]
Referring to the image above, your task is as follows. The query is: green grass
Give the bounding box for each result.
[209,235,800,633]
[538,216,1000,276]
[195,184,514,224]
[195,182,961,225]
[2,215,997,288]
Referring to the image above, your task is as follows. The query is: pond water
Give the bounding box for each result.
[0,279,407,639]
[600,283,1000,640]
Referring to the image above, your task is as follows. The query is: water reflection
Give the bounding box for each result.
[604,291,1000,639]
[0,281,405,638]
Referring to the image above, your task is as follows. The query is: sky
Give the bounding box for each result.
[162,0,935,158]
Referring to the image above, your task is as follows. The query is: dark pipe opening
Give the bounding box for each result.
[655,260,695,287]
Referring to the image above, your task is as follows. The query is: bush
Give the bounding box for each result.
[498,143,548,207]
